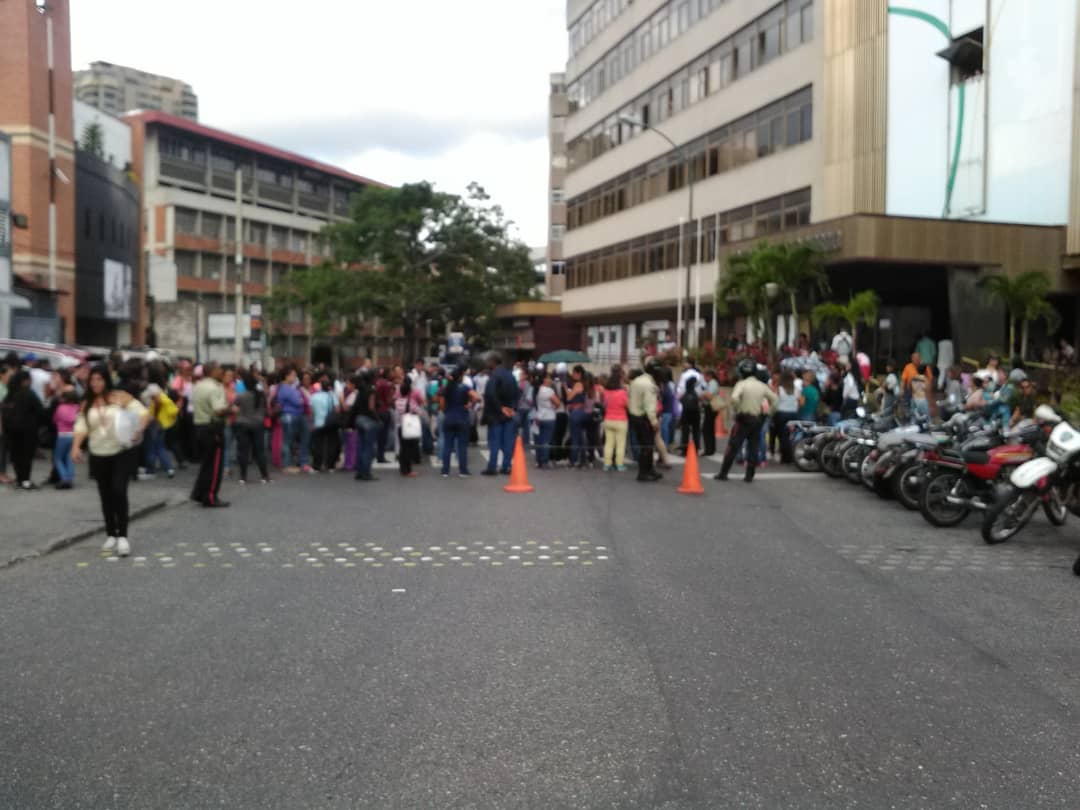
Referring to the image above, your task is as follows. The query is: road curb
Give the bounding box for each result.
[0,496,184,571]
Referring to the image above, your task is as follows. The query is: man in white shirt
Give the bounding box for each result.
[831,330,853,358]
[676,362,704,397]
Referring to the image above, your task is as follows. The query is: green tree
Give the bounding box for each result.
[320,181,537,360]
[717,242,783,362]
[771,242,828,339]
[979,270,1061,359]
[811,290,881,352]
[80,122,104,159]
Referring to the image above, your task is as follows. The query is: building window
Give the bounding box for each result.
[200,213,221,239]
[551,224,566,240]
[175,250,196,277]
[551,189,564,203]
[203,253,223,280]
[175,207,198,235]
[551,261,566,276]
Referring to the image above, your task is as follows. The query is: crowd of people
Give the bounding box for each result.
[0,336,1068,554]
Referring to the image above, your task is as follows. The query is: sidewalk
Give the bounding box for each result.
[0,466,193,569]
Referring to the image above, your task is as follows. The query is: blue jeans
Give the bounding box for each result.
[569,409,589,466]
[421,417,434,456]
[54,434,74,483]
[223,424,234,470]
[660,412,675,447]
[486,419,515,473]
[143,422,174,473]
[514,410,531,450]
[535,420,555,466]
[281,413,310,467]
[441,421,470,474]
[353,415,379,477]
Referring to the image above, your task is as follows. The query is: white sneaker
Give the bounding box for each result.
[116,537,130,557]
[137,472,156,481]
[102,536,117,551]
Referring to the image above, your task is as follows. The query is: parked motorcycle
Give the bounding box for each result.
[981,411,1080,544]
[918,411,1055,528]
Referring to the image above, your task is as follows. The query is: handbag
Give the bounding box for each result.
[401,412,422,440]
[113,406,140,449]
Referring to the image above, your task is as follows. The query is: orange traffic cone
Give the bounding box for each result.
[715,404,729,438]
[503,436,535,494]
[678,438,705,495]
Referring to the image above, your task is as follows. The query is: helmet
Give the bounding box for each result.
[1007,368,1028,383]
[555,362,568,375]
[736,358,756,380]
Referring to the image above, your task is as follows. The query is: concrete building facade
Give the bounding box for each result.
[556,0,1080,367]
[75,61,198,121]
[123,110,384,367]
[0,0,77,343]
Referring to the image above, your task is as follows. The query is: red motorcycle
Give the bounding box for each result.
[919,424,1042,527]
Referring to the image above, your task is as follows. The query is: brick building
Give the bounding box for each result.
[0,0,76,342]
[124,110,386,366]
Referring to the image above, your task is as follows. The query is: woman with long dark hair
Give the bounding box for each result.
[3,370,44,490]
[234,370,270,484]
[71,365,150,557]
[438,365,479,477]
[394,373,425,477]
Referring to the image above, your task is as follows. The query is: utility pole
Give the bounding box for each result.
[234,168,244,366]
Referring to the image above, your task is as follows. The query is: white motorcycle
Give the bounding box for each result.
[981,413,1080,544]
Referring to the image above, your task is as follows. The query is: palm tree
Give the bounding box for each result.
[771,243,829,341]
[717,242,782,361]
[811,290,881,353]
[979,270,1061,359]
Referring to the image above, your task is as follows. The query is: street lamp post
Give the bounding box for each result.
[619,114,696,351]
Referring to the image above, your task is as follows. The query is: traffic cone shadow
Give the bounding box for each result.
[678,438,705,495]
[504,436,535,494]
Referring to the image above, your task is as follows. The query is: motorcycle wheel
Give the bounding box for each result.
[981,487,1039,544]
[842,444,869,485]
[793,436,820,473]
[860,453,876,489]
[820,439,846,479]
[919,470,970,527]
[893,461,926,512]
[1043,485,1069,526]
[1073,554,1080,577]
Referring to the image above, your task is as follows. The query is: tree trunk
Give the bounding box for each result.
[848,318,857,354]
[1020,319,1029,361]
[1008,317,1017,356]
[789,291,799,349]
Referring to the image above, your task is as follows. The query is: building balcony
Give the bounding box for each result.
[298,192,331,215]
[258,183,293,208]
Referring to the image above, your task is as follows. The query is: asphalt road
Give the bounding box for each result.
[3,457,1080,809]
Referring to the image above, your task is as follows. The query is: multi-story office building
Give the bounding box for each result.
[557,0,1080,367]
[124,110,384,366]
[0,0,76,343]
[75,61,198,121]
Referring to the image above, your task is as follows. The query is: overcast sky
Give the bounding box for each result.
[70,1,568,248]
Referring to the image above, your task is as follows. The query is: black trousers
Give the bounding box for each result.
[680,409,701,454]
[720,415,764,481]
[773,411,796,464]
[629,415,655,479]
[236,424,268,481]
[312,426,340,471]
[89,452,133,537]
[398,430,420,475]
[9,431,36,485]
[702,409,717,456]
[191,425,225,505]
[376,411,392,462]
